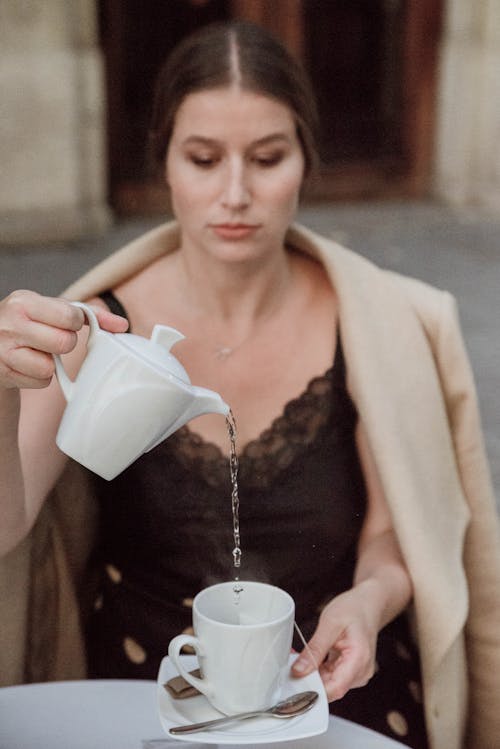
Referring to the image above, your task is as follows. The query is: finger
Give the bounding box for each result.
[291,622,345,677]
[11,305,126,356]
[14,318,79,357]
[320,655,357,701]
[23,293,129,334]
[320,645,375,701]
[8,291,85,332]
[3,346,56,383]
[3,369,52,390]
[0,350,54,389]
[87,305,129,333]
[5,291,128,338]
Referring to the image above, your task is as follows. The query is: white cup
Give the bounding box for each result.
[168,581,295,715]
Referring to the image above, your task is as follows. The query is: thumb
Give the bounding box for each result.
[87,305,129,334]
[291,622,341,677]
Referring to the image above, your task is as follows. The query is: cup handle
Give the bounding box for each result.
[168,634,212,700]
[52,302,100,401]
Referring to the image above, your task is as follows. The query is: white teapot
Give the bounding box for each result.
[53,302,229,480]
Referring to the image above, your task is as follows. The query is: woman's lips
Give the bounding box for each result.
[210,224,259,240]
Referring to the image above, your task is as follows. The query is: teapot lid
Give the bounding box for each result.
[113,325,190,382]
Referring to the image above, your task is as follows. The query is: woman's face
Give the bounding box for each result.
[165,87,305,263]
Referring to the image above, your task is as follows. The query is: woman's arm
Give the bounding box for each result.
[291,422,412,701]
[0,290,128,556]
[353,423,412,629]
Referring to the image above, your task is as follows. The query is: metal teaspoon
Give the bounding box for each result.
[169,690,319,735]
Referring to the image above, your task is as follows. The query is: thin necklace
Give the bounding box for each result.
[212,287,289,361]
[214,345,236,361]
[213,335,254,361]
[213,335,252,361]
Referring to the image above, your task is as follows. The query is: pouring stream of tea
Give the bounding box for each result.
[226,409,243,597]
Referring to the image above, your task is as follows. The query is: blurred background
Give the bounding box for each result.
[0,0,499,497]
[2,0,500,238]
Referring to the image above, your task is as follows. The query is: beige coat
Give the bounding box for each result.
[1,222,499,749]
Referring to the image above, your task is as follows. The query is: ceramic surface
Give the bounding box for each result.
[157,654,329,745]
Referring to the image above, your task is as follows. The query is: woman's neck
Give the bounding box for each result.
[173,244,295,330]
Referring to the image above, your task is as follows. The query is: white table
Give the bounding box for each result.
[0,680,407,749]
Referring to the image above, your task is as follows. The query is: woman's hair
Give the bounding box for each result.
[150,20,319,178]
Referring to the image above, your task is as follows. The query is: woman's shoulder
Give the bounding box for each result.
[62,220,179,302]
[290,221,452,307]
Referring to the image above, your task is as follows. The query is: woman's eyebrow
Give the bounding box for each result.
[251,133,292,147]
[181,133,292,148]
[182,136,220,147]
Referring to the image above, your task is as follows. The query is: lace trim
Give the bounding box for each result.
[168,368,336,489]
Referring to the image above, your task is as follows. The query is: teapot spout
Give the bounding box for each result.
[185,385,230,422]
[144,385,230,455]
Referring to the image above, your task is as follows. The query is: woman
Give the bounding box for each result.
[0,21,499,749]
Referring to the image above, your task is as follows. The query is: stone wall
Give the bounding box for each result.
[0,0,110,244]
[434,0,500,210]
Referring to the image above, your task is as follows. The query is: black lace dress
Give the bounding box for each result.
[85,293,428,748]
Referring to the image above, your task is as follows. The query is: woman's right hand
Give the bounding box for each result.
[0,290,128,390]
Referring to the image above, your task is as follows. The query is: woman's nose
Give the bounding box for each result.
[221,163,251,210]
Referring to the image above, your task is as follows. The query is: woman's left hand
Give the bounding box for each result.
[291,582,380,701]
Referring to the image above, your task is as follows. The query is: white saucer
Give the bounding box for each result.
[157,654,329,745]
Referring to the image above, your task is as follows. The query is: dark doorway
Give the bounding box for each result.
[99,0,231,212]
[305,2,403,162]
[99,0,442,214]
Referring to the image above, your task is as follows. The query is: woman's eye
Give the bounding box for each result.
[190,155,218,168]
[253,153,284,167]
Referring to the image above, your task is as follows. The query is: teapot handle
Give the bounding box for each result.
[53,302,100,402]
